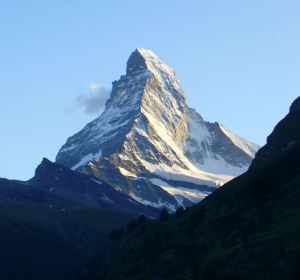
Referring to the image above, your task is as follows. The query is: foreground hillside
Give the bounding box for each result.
[84,97,300,280]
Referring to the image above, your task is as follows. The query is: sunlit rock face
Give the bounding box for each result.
[56,48,259,211]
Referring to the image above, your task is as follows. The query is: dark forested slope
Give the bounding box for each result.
[84,97,300,280]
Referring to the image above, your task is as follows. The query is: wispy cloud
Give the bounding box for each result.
[68,83,110,115]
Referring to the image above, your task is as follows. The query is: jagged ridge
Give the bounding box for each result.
[56,48,259,209]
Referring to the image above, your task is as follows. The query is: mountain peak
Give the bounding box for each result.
[126,48,147,75]
[41,157,52,165]
[126,48,177,79]
[56,49,259,210]
[136,48,158,59]
[34,158,63,178]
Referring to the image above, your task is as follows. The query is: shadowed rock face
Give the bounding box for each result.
[56,48,260,210]
[126,49,148,74]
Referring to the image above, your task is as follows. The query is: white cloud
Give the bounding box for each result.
[74,83,111,115]
[89,82,101,93]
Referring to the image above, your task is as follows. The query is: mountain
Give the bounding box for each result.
[0,158,158,217]
[56,48,259,209]
[83,97,300,280]
[0,159,158,280]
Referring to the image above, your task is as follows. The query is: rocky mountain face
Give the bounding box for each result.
[83,97,300,280]
[56,48,259,210]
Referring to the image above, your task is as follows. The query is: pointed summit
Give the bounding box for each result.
[136,48,159,59]
[57,48,187,169]
[126,48,156,74]
[126,48,167,73]
[126,48,179,88]
[126,49,147,75]
[56,48,259,210]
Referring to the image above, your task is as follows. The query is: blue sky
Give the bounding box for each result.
[0,0,299,180]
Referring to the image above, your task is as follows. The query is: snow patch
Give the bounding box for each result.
[118,167,137,178]
[149,178,210,204]
[71,151,102,170]
[130,193,176,212]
